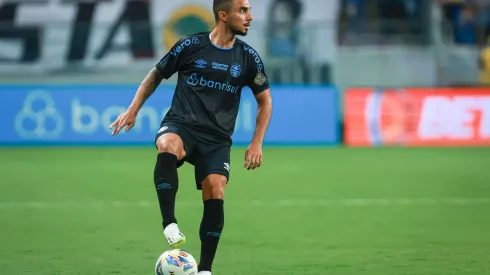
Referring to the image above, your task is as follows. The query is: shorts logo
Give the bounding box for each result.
[158,126,168,134]
[186,73,240,94]
[212,62,229,71]
[254,72,267,85]
[195,59,207,68]
[230,64,241,78]
[224,163,230,172]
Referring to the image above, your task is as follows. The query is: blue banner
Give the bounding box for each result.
[0,85,339,145]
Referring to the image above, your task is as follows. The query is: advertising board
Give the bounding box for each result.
[345,88,490,146]
[0,85,340,146]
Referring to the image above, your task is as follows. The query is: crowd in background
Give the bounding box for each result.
[339,0,429,44]
[339,0,490,46]
[437,0,490,46]
[1,0,489,85]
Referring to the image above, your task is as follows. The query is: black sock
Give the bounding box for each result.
[198,199,224,272]
[154,152,179,229]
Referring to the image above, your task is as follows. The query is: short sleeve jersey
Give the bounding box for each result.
[155,32,270,140]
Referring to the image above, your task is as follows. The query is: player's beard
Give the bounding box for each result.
[234,30,247,36]
[230,26,248,36]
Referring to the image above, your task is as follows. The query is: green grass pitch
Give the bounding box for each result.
[1,146,490,274]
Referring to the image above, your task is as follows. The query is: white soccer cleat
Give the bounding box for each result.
[163,223,186,248]
[197,272,211,275]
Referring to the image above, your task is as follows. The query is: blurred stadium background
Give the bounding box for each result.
[1,0,490,274]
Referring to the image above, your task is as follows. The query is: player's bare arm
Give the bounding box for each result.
[110,68,163,135]
[244,88,272,170]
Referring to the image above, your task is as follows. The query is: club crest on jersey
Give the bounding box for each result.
[230,64,241,78]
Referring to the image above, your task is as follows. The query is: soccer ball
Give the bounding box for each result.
[155,249,198,275]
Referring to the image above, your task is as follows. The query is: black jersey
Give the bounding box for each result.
[155,31,270,140]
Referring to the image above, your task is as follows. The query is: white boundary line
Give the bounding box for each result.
[0,198,489,209]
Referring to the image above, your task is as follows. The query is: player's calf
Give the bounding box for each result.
[198,175,227,272]
[154,133,187,247]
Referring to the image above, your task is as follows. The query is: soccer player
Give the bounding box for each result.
[109,0,272,274]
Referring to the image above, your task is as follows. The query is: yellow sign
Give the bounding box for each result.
[163,5,215,51]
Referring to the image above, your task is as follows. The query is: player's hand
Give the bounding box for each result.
[244,142,262,170]
[109,109,137,136]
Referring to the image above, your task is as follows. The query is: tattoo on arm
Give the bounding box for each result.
[128,68,164,113]
[141,68,164,94]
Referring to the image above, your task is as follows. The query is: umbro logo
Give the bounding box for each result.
[195,59,207,68]
[157,126,168,134]
[224,163,230,172]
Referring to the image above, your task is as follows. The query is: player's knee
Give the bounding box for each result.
[156,138,177,154]
[156,134,185,159]
[202,175,227,200]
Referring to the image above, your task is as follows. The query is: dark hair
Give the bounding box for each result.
[213,0,233,22]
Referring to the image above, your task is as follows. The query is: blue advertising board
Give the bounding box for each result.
[0,85,339,146]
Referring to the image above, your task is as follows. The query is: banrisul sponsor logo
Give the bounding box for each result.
[186,73,240,94]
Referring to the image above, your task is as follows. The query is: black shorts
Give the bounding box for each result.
[154,122,231,190]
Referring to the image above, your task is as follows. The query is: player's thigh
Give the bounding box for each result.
[194,144,231,192]
[154,124,189,160]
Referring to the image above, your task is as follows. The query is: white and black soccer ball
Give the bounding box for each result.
[155,249,198,275]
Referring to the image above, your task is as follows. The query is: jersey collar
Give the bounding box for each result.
[208,32,235,51]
